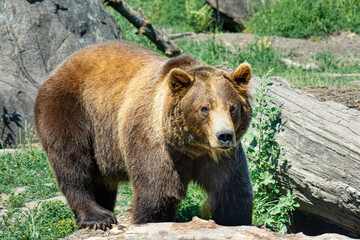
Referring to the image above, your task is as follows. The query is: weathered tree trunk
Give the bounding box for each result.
[251,77,360,236]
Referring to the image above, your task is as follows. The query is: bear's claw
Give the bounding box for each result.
[75,211,117,230]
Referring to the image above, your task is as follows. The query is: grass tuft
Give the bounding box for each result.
[246,0,360,38]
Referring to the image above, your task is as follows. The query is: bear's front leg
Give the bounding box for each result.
[131,188,181,224]
[195,143,253,226]
[127,152,188,224]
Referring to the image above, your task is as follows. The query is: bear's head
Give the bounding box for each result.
[164,59,252,159]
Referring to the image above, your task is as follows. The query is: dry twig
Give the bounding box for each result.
[105,0,183,57]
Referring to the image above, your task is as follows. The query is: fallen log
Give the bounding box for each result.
[250,77,360,236]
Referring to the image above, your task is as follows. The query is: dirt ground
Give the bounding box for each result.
[299,86,360,110]
[193,31,360,63]
[189,31,360,110]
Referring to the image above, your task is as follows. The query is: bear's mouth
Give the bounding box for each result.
[208,138,236,151]
[219,146,232,150]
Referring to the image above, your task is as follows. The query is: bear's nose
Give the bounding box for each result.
[216,130,234,146]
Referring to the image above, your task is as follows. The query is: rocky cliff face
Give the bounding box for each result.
[0,0,122,146]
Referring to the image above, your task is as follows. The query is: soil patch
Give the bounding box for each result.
[191,31,360,64]
[299,87,360,110]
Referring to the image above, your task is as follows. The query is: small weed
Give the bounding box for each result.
[307,35,322,42]
[4,192,25,208]
[17,120,39,150]
[185,0,215,33]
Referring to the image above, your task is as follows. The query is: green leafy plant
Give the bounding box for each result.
[185,0,215,33]
[244,75,299,233]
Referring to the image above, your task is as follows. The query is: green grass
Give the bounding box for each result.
[176,182,208,222]
[24,185,59,203]
[0,150,77,239]
[0,150,55,194]
[114,182,132,215]
[246,0,360,38]
[1,201,77,240]
[176,36,286,74]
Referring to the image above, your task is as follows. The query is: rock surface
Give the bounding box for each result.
[64,217,351,240]
[0,0,122,146]
[206,0,265,28]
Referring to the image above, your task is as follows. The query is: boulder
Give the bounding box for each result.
[206,0,265,29]
[0,0,122,147]
[65,217,351,240]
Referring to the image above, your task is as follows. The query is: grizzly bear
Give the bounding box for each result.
[34,41,253,230]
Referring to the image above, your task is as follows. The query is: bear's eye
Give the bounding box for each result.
[230,105,235,113]
[201,106,209,115]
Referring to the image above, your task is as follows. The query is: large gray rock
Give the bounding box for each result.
[65,217,351,240]
[0,0,122,147]
[206,0,265,29]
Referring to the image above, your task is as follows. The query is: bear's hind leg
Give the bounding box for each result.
[48,149,117,230]
[36,88,118,230]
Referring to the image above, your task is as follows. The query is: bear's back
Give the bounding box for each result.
[46,41,166,96]
[35,41,167,153]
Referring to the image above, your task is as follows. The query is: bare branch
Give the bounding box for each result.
[105,0,183,57]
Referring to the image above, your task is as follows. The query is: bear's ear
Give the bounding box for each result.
[168,68,193,93]
[232,63,252,86]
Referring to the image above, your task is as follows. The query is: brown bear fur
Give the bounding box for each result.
[34,41,253,230]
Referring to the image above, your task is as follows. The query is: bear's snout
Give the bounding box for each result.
[216,129,234,149]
